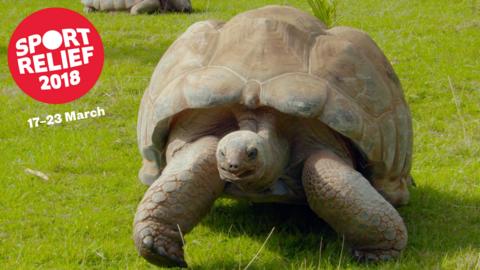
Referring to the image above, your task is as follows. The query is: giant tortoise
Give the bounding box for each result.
[81,0,192,14]
[134,5,413,267]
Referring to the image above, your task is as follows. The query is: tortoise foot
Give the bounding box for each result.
[83,7,95,13]
[134,137,224,267]
[135,229,187,267]
[302,151,407,262]
[352,248,400,262]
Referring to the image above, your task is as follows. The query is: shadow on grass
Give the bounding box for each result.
[195,185,479,268]
[206,201,333,236]
[154,9,208,15]
[197,201,339,269]
[400,185,480,253]
[186,8,209,14]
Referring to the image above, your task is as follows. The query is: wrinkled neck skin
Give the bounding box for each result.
[233,108,289,191]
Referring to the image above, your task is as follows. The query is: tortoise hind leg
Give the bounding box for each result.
[83,6,97,13]
[302,150,407,261]
[133,136,224,267]
[130,0,161,14]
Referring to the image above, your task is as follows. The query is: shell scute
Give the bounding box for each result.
[358,119,382,163]
[309,35,393,117]
[261,73,329,117]
[379,115,397,177]
[181,67,245,108]
[209,16,315,81]
[319,90,364,140]
[148,20,222,101]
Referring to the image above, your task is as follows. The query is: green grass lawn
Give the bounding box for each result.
[0,0,479,269]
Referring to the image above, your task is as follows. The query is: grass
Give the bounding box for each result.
[0,0,479,269]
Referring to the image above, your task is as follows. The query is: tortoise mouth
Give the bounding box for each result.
[236,169,256,178]
[219,167,256,180]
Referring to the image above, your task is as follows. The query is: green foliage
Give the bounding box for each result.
[0,0,479,269]
[307,0,337,27]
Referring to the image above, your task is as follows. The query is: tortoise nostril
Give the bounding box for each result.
[227,163,240,172]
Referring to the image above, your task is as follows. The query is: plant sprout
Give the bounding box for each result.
[307,0,337,27]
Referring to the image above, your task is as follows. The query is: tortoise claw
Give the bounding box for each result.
[135,225,187,268]
[138,238,187,268]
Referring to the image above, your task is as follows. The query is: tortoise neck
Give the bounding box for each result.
[234,108,289,185]
[233,107,277,134]
[260,124,289,186]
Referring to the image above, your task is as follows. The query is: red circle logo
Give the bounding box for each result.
[8,8,104,104]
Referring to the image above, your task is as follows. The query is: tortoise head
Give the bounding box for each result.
[216,130,274,191]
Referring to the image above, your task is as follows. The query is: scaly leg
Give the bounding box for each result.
[302,150,407,261]
[131,0,160,14]
[133,136,224,267]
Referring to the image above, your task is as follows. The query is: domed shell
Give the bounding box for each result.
[137,5,413,205]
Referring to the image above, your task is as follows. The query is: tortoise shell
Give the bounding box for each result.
[137,5,413,205]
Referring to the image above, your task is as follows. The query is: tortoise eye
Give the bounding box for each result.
[247,148,258,159]
[219,150,225,157]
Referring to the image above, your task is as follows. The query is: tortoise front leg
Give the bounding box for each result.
[130,0,160,14]
[133,136,224,267]
[302,150,407,261]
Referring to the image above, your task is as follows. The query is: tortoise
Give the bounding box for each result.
[134,5,413,267]
[81,0,192,14]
